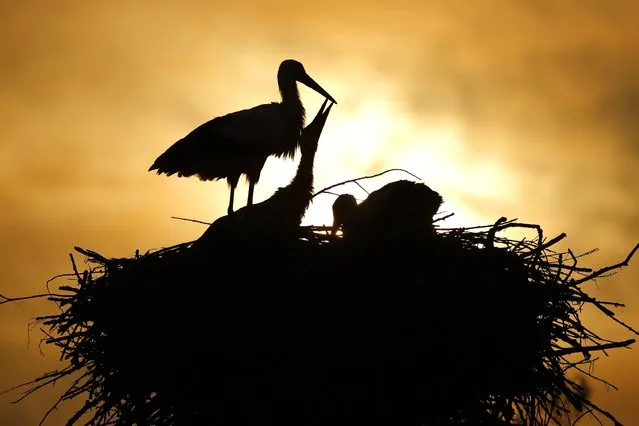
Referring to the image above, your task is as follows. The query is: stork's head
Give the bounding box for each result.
[279,59,337,104]
[300,99,334,155]
[416,184,444,219]
[332,194,358,235]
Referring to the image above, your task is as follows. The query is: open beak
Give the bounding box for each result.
[317,98,334,122]
[306,99,334,131]
[299,73,337,104]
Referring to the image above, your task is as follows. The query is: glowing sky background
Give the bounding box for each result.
[1,1,638,424]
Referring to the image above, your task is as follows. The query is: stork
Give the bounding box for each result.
[197,99,334,244]
[149,59,336,215]
[331,180,444,240]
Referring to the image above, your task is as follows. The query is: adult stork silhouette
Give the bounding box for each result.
[331,180,443,240]
[197,99,334,244]
[149,59,336,215]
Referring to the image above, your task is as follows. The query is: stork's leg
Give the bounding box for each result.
[246,158,264,208]
[247,182,255,207]
[227,175,240,215]
[228,186,235,215]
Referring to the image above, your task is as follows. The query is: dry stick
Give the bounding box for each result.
[572,242,639,286]
[68,252,81,281]
[37,372,90,426]
[553,339,635,357]
[486,217,508,249]
[311,168,422,199]
[318,190,342,198]
[46,273,77,288]
[63,395,103,426]
[437,217,520,232]
[584,295,638,335]
[0,293,66,305]
[73,247,109,264]
[1,365,76,399]
[572,408,595,426]
[566,244,639,335]
[566,295,626,308]
[565,248,580,285]
[521,233,567,259]
[567,381,622,426]
[554,253,565,284]
[571,363,619,391]
[351,180,370,195]
[432,212,455,224]
[171,216,212,226]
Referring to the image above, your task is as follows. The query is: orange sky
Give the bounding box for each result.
[1,1,638,424]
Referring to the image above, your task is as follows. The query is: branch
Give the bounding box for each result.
[433,212,455,224]
[552,339,635,357]
[0,293,66,306]
[311,168,422,199]
[73,247,109,264]
[572,243,639,286]
[170,216,212,226]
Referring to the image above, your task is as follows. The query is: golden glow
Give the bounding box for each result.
[301,97,497,229]
[2,2,639,425]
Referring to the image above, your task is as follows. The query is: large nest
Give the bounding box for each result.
[4,191,638,426]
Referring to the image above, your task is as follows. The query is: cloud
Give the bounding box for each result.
[1,1,638,424]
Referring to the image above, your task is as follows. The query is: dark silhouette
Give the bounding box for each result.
[8,208,639,425]
[148,59,337,215]
[197,99,334,243]
[331,180,444,240]
[8,59,639,426]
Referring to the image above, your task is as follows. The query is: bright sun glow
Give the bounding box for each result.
[176,62,522,234]
[300,90,518,230]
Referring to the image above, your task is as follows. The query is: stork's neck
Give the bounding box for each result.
[286,144,317,206]
[278,79,306,127]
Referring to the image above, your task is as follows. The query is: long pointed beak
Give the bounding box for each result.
[299,73,337,104]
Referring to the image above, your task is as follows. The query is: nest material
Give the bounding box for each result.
[6,212,639,426]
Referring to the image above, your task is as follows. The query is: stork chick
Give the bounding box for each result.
[332,180,443,240]
[197,99,334,244]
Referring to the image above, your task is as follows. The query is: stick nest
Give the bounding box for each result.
[5,205,638,426]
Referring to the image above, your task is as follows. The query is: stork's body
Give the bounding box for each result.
[197,100,334,244]
[149,59,336,215]
[332,180,444,240]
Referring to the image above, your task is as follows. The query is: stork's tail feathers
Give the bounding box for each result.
[148,158,174,175]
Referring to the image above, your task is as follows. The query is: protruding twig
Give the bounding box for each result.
[171,216,213,226]
[553,339,635,357]
[0,293,66,306]
[572,243,639,286]
[312,168,422,199]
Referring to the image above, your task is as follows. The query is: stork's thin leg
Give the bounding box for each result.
[247,182,255,207]
[228,185,236,215]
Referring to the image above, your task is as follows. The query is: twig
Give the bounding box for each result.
[572,243,639,286]
[522,233,567,259]
[0,293,66,306]
[73,247,108,264]
[553,339,635,357]
[170,216,213,226]
[353,181,370,195]
[432,212,455,224]
[311,168,422,199]
[486,217,508,249]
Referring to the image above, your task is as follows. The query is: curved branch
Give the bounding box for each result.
[311,168,422,199]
